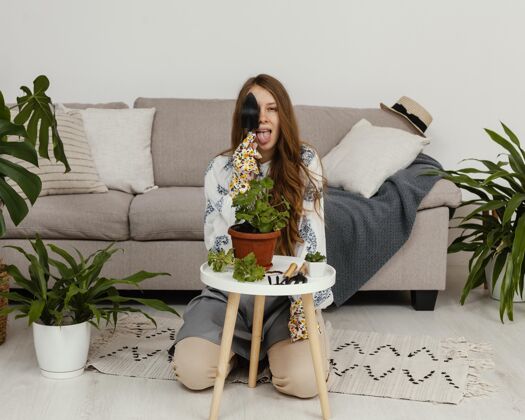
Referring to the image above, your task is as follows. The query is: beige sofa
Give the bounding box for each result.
[0,98,461,310]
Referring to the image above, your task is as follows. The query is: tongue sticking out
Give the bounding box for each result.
[256,131,271,143]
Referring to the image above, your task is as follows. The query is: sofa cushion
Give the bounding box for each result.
[322,119,427,198]
[3,190,133,240]
[417,179,461,210]
[6,109,108,196]
[78,108,157,194]
[129,187,205,240]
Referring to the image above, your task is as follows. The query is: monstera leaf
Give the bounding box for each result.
[12,76,70,169]
[0,75,70,237]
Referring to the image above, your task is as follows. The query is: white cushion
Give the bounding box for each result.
[322,119,428,198]
[6,110,108,196]
[73,107,157,194]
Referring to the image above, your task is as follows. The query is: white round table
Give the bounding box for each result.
[200,255,336,420]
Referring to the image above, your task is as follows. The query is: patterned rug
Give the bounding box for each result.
[87,314,494,404]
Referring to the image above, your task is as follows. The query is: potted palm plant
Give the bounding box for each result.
[428,122,525,322]
[0,75,70,344]
[228,177,290,268]
[0,234,178,378]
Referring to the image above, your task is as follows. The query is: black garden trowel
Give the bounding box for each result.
[241,92,260,131]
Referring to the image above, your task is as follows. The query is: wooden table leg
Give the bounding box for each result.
[209,292,241,420]
[302,293,331,420]
[248,295,265,388]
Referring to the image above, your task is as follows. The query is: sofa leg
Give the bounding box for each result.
[410,290,438,311]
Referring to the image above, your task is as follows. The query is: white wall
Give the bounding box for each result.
[3,0,525,170]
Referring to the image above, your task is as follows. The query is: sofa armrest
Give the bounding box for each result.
[417,179,462,211]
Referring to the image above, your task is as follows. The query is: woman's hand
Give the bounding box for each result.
[229,131,262,198]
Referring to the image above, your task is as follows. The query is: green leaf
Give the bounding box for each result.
[37,115,50,160]
[31,233,49,270]
[0,120,28,138]
[305,251,326,262]
[501,122,525,160]
[28,254,48,300]
[120,297,179,317]
[47,257,73,279]
[233,252,265,282]
[14,75,71,172]
[460,248,491,304]
[6,265,41,298]
[448,242,482,253]
[502,193,525,224]
[118,270,169,284]
[0,290,33,305]
[27,300,45,325]
[64,283,81,308]
[3,244,34,262]
[510,215,525,297]
[463,201,506,222]
[26,111,39,145]
[485,128,525,178]
[0,91,9,121]
[0,305,26,317]
[491,252,508,293]
[208,249,235,272]
[88,303,102,326]
[47,243,79,272]
[499,258,514,322]
[0,140,39,166]
[0,178,29,225]
[0,157,42,204]
[0,210,6,238]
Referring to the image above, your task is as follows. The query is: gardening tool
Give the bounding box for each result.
[267,262,296,285]
[282,262,308,285]
[241,93,260,131]
[267,262,308,285]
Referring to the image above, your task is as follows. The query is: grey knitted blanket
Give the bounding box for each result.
[324,153,443,306]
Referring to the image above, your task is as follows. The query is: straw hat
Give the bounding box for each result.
[380,96,432,137]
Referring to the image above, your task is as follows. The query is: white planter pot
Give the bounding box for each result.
[307,261,327,277]
[485,257,525,302]
[32,321,91,379]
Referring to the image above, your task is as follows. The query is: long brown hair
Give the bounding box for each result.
[227,74,323,256]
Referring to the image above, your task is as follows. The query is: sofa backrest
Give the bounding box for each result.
[134,98,419,187]
[134,98,235,187]
[62,102,129,110]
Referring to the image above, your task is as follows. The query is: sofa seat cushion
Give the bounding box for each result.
[4,190,133,240]
[130,187,205,240]
[417,179,461,211]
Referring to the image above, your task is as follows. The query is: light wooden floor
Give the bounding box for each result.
[1,265,524,420]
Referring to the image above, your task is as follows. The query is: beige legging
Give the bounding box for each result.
[173,310,329,398]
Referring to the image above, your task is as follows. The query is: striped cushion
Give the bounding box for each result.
[7,110,108,196]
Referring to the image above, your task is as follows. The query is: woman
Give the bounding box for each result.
[173,74,333,398]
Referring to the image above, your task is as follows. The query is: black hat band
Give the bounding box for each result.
[391,103,428,133]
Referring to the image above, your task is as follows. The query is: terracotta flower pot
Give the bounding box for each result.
[228,225,280,268]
